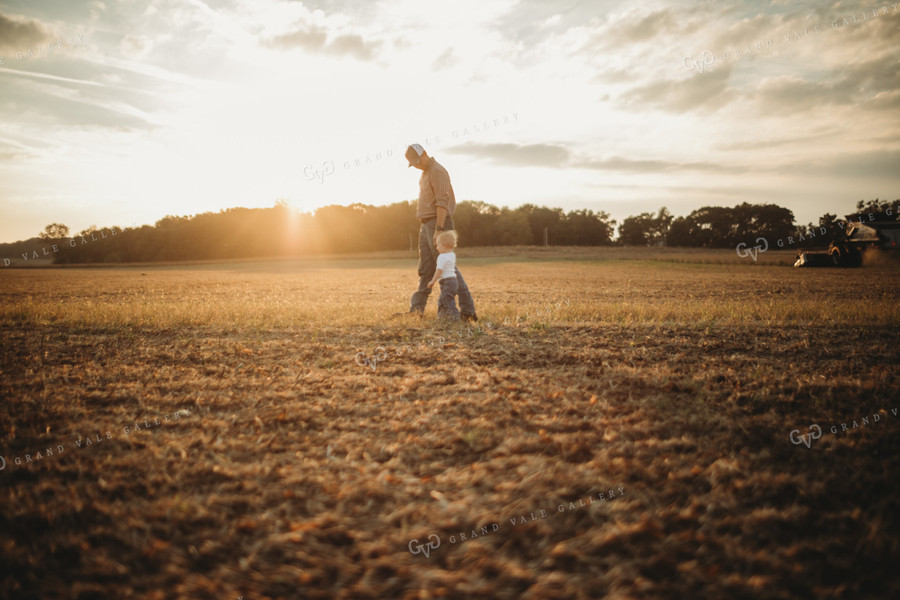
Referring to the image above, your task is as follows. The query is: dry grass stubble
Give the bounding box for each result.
[1,251,899,599]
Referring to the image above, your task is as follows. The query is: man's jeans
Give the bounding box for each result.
[409,215,476,316]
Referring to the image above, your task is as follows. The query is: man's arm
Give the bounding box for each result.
[433,206,448,247]
[435,206,448,230]
[432,166,452,240]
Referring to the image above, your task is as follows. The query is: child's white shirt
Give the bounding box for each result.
[436,251,456,280]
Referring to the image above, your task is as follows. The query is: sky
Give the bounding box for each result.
[0,0,898,243]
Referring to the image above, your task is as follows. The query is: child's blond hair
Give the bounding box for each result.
[436,229,458,249]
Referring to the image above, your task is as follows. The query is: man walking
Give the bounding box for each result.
[403,143,477,321]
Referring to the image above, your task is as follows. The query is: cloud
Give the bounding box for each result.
[119,34,154,59]
[264,21,381,60]
[0,12,52,52]
[328,33,379,61]
[1,77,159,131]
[715,131,836,152]
[0,64,164,133]
[753,54,900,114]
[282,0,384,21]
[787,149,900,180]
[574,156,748,175]
[592,67,637,85]
[447,142,747,174]
[706,10,782,53]
[492,0,620,46]
[0,67,109,89]
[266,24,328,51]
[753,76,844,113]
[605,8,686,45]
[431,48,457,71]
[865,90,900,112]
[89,1,107,21]
[446,142,571,167]
[620,64,737,113]
[0,138,35,161]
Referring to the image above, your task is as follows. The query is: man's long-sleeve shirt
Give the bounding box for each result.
[416,158,456,220]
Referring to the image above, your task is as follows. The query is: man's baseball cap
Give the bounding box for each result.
[405,143,425,167]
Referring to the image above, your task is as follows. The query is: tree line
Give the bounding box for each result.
[618,199,899,248]
[2,198,897,265]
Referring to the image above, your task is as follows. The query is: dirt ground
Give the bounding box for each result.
[1,248,899,599]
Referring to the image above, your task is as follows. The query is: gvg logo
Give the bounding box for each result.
[408,534,441,558]
[736,237,769,261]
[354,341,439,372]
[789,424,823,448]
[355,347,387,371]
[303,160,335,184]
[682,50,715,73]
[788,408,894,449]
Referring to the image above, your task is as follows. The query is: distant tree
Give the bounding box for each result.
[652,207,673,246]
[618,208,671,246]
[618,212,656,246]
[818,213,839,228]
[42,199,853,262]
[314,204,372,253]
[667,216,692,246]
[495,208,532,245]
[517,204,564,245]
[453,201,501,246]
[368,201,416,251]
[731,203,794,245]
[39,223,69,241]
[811,212,844,245]
[666,203,794,248]
[853,198,900,220]
[684,206,732,247]
[561,209,615,245]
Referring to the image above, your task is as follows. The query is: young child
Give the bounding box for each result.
[426,230,461,320]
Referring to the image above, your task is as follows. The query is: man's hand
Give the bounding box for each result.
[426,281,435,289]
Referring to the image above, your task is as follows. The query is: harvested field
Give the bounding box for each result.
[1,247,899,599]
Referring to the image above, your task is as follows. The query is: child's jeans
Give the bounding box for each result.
[437,277,460,320]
